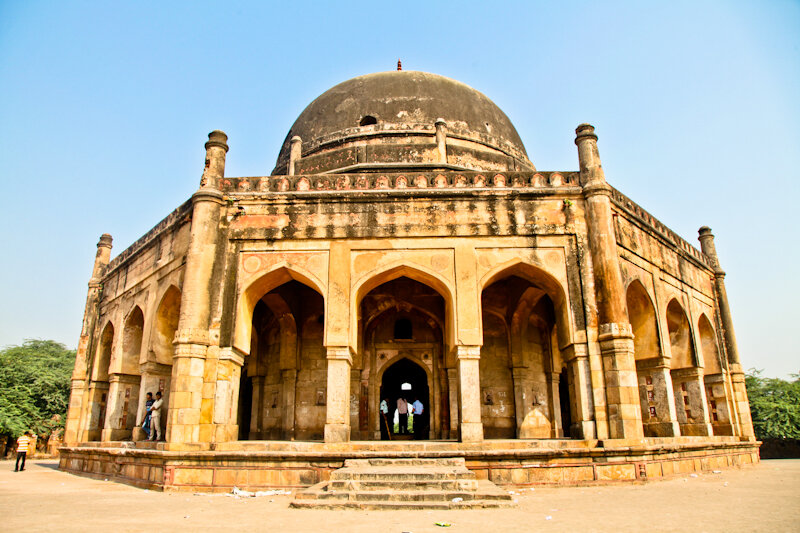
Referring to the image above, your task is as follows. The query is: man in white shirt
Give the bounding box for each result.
[149,391,164,442]
[412,397,426,440]
[396,397,409,435]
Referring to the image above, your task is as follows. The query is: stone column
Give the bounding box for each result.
[564,345,596,439]
[455,345,484,442]
[65,234,114,444]
[435,119,447,164]
[512,367,532,437]
[671,368,713,436]
[698,226,754,438]
[636,360,680,437]
[447,368,460,439]
[281,369,297,439]
[102,374,140,441]
[576,124,643,440]
[547,372,563,437]
[249,375,264,439]
[324,346,353,442]
[167,130,228,445]
[212,348,244,442]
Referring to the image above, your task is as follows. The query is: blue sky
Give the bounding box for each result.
[1,1,797,378]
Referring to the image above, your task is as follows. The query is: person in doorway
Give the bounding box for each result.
[379,397,390,440]
[142,392,154,439]
[149,391,163,442]
[412,396,426,440]
[396,397,409,434]
[14,431,33,472]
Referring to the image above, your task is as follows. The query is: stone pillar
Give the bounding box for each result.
[698,226,754,438]
[576,124,643,440]
[324,346,352,442]
[455,345,484,442]
[435,119,447,164]
[447,368,460,439]
[167,130,228,445]
[512,367,532,437]
[85,382,109,442]
[281,369,297,439]
[636,360,680,437]
[102,374,140,441]
[249,375,264,439]
[288,136,302,176]
[547,372,563,437]
[704,373,734,435]
[564,345,596,439]
[671,368,713,436]
[212,349,244,442]
[66,233,113,444]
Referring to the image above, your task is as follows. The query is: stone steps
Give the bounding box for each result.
[290,457,515,510]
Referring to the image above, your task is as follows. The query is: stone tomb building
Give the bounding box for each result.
[61,70,758,491]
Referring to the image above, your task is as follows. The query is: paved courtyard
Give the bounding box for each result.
[1,458,798,532]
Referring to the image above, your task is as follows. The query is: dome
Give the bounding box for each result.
[273,71,534,174]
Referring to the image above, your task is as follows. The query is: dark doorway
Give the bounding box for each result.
[238,371,253,440]
[558,368,572,438]
[380,358,429,440]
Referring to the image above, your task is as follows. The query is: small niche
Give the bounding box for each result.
[360,115,378,126]
[393,318,412,340]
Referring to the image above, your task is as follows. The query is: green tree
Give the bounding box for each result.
[745,369,800,440]
[0,340,75,449]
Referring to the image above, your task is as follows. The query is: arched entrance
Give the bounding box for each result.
[380,358,430,439]
[480,267,577,439]
[237,279,326,441]
[359,276,449,441]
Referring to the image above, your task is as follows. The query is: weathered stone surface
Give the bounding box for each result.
[62,69,757,493]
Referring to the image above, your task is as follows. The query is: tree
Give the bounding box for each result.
[745,369,800,440]
[0,340,75,452]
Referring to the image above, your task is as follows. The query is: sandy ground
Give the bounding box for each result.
[1,459,798,532]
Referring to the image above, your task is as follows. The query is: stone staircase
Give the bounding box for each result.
[291,457,515,510]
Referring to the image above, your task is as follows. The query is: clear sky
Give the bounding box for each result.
[1,1,797,378]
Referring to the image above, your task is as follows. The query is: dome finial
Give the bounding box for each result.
[397,59,402,71]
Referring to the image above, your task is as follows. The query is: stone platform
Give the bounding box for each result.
[291,457,515,509]
[59,437,760,493]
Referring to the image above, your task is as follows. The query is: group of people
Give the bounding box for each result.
[379,395,428,440]
[141,391,164,441]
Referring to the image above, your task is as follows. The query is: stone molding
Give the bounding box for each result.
[220,171,579,194]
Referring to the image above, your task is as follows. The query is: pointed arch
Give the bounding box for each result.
[698,313,722,375]
[151,285,181,365]
[352,262,455,348]
[376,353,434,383]
[479,259,572,348]
[234,264,326,354]
[625,279,662,361]
[666,299,696,369]
[92,321,114,382]
[121,306,144,374]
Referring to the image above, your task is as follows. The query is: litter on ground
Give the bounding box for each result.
[231,487,292,498]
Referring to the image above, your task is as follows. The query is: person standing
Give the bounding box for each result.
[142,392,154,439]
[14,431,33,472]
[396,397,409,435]
[379,397,390,440]
[149,391,164,441]
[412,396,426,440]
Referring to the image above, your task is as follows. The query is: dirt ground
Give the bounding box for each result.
[1,459,798,532]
